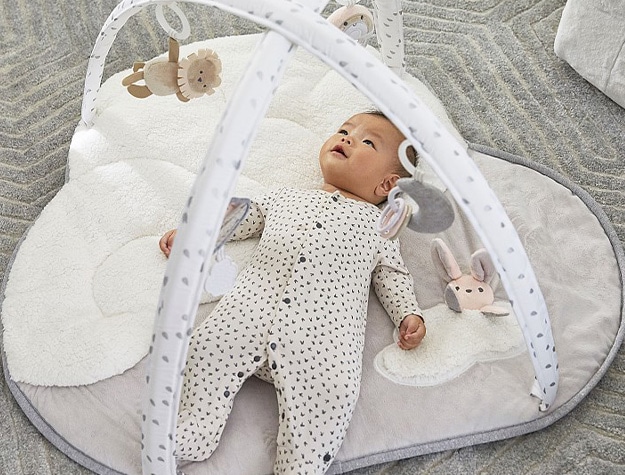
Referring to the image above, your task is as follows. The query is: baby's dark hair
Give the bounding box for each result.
[365,110,418,178]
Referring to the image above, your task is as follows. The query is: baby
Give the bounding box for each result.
[160,111,426,474]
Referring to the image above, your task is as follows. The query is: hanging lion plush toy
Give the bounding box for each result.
[122,37,222,102]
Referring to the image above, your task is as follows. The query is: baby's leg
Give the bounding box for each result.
[176,300,270,461]
[270,342,362,474]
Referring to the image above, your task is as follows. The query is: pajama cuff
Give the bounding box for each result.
[392,308,423,328]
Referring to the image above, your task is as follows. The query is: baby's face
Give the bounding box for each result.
[318,113,405,204]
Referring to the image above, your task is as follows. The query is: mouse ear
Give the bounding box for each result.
[396,178,454,234]
[431,238,462,282]
[470,248,496,284]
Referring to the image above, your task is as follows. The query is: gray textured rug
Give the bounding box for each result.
[1,0,624,474]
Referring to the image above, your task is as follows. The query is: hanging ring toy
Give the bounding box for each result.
[155,2,191,41]
[376,186,413,240]
[376,140,417,239]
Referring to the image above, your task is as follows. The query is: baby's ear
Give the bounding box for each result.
[376,173,400,197]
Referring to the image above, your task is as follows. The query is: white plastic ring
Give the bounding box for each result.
[155,3,191,40]
[387,186,403,212]
[376,187,409,238]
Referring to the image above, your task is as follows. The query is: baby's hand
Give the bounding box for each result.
[398,315,426,350]
[159,229,177,258]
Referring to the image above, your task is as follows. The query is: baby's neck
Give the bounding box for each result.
[320,183,372,204]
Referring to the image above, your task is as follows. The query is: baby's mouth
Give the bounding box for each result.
[331,145,347,158]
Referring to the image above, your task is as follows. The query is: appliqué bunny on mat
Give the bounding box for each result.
[431,238,509,316]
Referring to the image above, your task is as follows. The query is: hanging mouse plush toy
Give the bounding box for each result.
[122,37,222,102]
[431,238,509,317]
[327,0,375,46]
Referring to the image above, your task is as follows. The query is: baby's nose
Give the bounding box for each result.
[341,136,351,144]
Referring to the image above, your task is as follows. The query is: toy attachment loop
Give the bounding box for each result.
[155,2,191,40]
[398,139,416,176]
[376,187,412,240]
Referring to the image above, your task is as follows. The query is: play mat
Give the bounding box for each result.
[1,1,624,474]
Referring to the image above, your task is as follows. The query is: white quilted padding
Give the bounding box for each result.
[1,34,463,386]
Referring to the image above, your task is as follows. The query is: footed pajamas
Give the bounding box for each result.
[177,188,421,474]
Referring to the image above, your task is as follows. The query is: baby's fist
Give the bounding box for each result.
[159,229,177,258]
[398,315,426,350]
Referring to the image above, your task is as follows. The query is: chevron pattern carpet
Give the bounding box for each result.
[1,0,624,474]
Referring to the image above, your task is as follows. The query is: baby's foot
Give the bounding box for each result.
[176,410,211,462]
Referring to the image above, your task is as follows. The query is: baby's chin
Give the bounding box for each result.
[318,164,343,187]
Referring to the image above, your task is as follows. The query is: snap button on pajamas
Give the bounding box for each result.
[177,188,421,474]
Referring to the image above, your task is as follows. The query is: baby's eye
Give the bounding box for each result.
[363,139,375,148]
[338,129,348,135]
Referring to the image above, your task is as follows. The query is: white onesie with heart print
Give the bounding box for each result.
[177,187,421,474]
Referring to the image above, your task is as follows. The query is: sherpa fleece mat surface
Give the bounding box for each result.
[2,34,623,475]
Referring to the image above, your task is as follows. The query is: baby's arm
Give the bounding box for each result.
[228,197,269,241]
[226,190,281,241]
[159,191,278,257]
[372,239,425,350]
